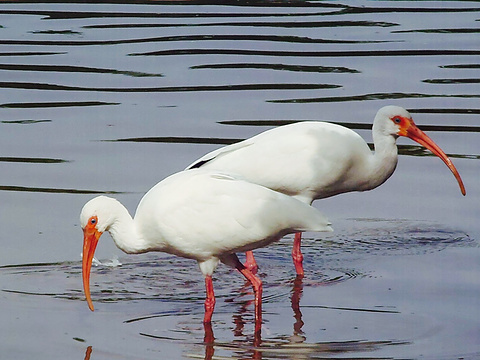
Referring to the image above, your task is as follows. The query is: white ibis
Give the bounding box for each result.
[81,169,332,334]
[186,105,466,275]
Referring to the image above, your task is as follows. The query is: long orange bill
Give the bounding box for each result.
[406,122,466,196]
[82,228,101,311]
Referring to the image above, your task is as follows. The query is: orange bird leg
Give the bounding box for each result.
[292,232,304,277]
[244,251,259,274]
[204,275,216,324]
[231,255,263,336]
[84,346,93,360]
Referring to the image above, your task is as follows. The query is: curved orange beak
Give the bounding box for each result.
[82,223,102,311]
[400,120,466,196]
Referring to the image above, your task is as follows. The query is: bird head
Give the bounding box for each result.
[80,196,118,311]
[373,105,414,138]
[375,105,465,196]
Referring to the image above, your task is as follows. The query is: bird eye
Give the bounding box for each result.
[90,217,97,225]
[393,117,402,124]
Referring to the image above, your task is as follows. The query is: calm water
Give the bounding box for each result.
[0,1,479,359]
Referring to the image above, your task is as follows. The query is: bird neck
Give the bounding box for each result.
[367,127,399,190]
[106,202,149,255]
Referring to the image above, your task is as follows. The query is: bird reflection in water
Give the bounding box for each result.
[82,275,404,360]
[291,275,306,341]
[203,322,215,360]
[203,321,262,360]
[201,274,307,360]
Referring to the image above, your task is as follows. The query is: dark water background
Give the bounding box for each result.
[0,1,479,359]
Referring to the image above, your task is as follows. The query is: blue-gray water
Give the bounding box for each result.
[0,1,479,359]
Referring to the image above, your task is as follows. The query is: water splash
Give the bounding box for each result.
[90,256,122,268]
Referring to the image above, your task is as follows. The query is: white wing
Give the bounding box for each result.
[135,169,332,261]
[184,122,372,202]
[185,138,256,170]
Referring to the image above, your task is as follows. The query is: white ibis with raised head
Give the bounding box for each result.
[81,169,332,334]
[186,106,466,276]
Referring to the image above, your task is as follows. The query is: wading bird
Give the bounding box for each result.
[81,169,332,334]
[186,106,466,276]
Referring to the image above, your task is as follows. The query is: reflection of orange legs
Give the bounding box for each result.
[292,232,304,277]
[204,275,216,324]
[244,251,258,274]
[203,322,215,360]
[291,275,305,335]
[203,321,215,344]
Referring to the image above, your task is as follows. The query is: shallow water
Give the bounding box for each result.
[0,1,479,359]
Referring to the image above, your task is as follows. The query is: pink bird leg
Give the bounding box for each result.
[292,232,304,277]
[203,255,262,336]
[244,251,259,274]
[204,275,216,324]
[231,256,263,336]
[245,231,305,277]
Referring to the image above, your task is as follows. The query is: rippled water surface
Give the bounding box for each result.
[1,1,479,359]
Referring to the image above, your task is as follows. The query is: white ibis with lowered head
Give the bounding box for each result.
[81,169,332,334]
[186,106,466,276]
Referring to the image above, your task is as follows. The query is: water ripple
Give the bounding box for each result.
[84,20,398,29]
[393,28,480,34]
[0,185,122,194]
[191,62,360,73]
[218,118,480,131]
[107,135,478,160]
[323,218,472,257]
[130,48,480,57]
[269,92,480,104]
[0,63,163,77]
[0,81,340,93]
[0,101,119,109]
[423,78,480,85]
[0,34,394,46]
[0,157,67,164]
[0,218,460,307]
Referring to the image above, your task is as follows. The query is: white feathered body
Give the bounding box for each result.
[187,122,393,204]
[134,170,332,261]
